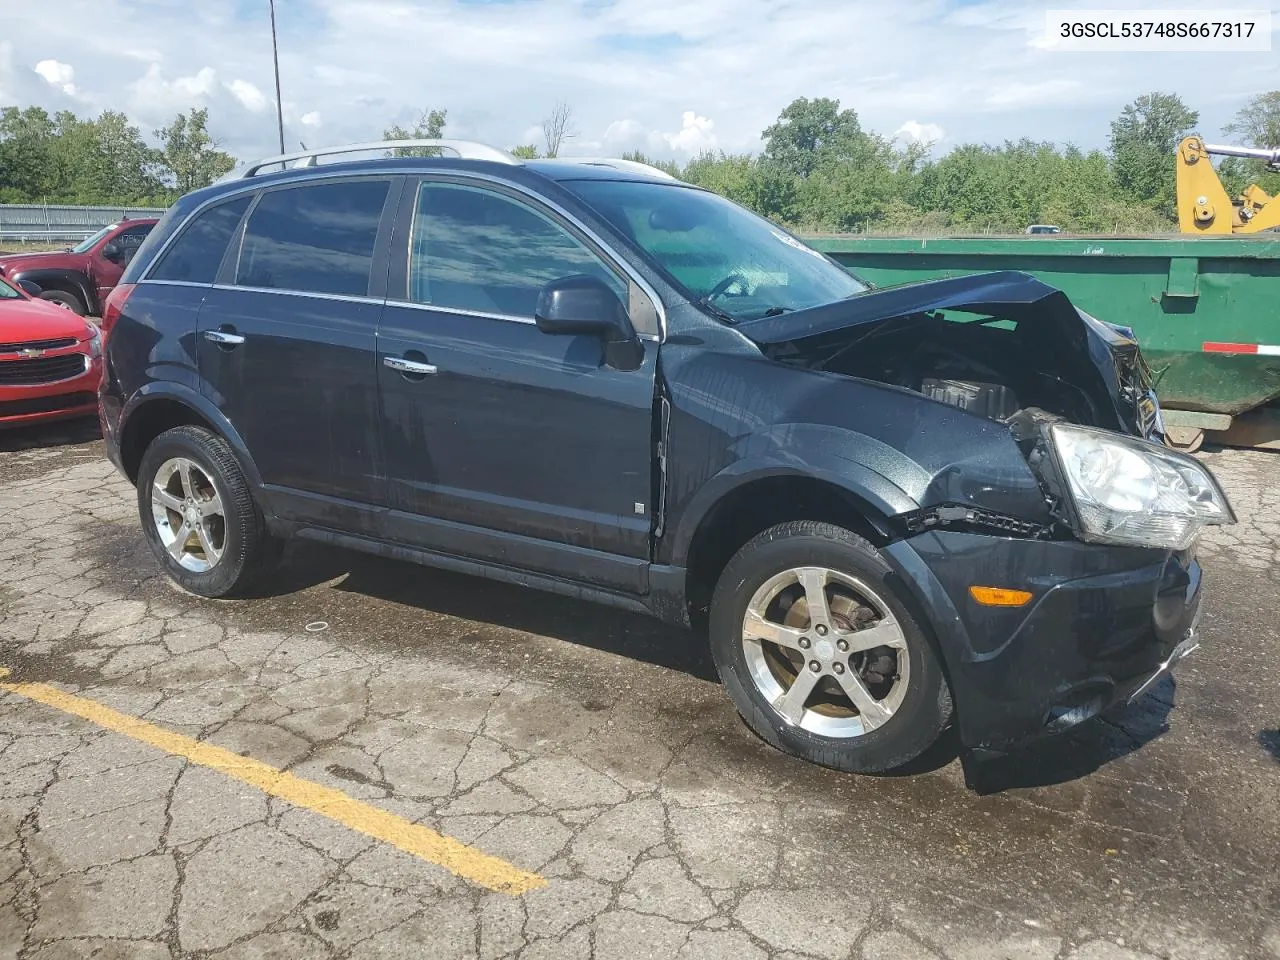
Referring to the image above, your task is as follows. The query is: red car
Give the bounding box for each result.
[0,218,158,316]
[0,275,103,428]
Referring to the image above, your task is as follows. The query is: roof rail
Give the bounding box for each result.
[232,139,520,179]
[553,157,679,181]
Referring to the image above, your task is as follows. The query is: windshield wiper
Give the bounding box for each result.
[694,296,737,324]
[759,306,792,318]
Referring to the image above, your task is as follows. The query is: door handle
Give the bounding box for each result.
[204,330,245,346]
[383,356,438,375]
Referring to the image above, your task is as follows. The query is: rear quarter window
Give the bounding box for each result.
[147,196,252,284]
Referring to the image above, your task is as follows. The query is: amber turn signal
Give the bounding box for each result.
[968,586,1034,607]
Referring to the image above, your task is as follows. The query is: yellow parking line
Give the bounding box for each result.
[0,668,544,895]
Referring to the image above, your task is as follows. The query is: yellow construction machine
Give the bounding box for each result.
[1176,136,1280,234]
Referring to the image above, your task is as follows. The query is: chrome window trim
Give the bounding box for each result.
[137,279,209,289]
[139,167,669,341]
[384,298,659,341]
[209,283,385,306]
[389,300,534,326]
[141,275,659,341]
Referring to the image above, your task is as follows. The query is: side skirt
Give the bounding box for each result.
[291,525,690,625]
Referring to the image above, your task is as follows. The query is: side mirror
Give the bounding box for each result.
[534,275,644,370]
[101,242,122,262]
[16,280,41,297]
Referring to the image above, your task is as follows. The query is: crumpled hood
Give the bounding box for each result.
[735,270,1158,439]
[734,271,1082,346]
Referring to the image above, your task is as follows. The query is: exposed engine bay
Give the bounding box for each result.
[764,308,1148,436]
[736,271,1160,442]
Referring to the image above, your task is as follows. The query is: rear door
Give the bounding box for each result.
[196,177,398,528]
[375,177,661,591]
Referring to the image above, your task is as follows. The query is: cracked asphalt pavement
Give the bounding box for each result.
[1,420,1277,960]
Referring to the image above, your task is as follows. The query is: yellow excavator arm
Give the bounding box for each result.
[1176,136,1280,234]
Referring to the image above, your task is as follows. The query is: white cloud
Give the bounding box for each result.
[662,111,717,154]
[984,78,1084,110]
[130,63,218,118]
[300,111,322,128]
[0,41,14,103]
[895,120,944,144]
[225,78,268,113]
[34,59,77,96]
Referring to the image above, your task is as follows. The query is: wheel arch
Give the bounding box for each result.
[675,465,912,631]
[119,385,264,491]
[11,269,94,313]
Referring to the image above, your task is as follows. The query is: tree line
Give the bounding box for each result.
[0,106,235,206]
[3,91,1278,234]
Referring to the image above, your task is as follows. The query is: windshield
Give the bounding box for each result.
[71,226,113,254]
[565,179,867,323]
[0,277,22,300]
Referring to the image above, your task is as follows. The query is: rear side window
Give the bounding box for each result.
[149,197,250,283]
[236,180,389,297]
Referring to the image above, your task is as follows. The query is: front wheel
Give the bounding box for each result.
[39,290,86,315]
[708,521,952,773]
[136,426,280,598]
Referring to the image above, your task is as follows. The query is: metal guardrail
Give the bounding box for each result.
[0,204,168,243]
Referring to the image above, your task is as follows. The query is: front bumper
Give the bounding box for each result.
[0,354,101,429]
[884,530,1203,755]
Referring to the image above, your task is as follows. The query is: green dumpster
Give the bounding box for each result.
[804,235,1280,441]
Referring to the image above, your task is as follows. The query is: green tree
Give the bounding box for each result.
[1218,92,1280,202]
[762,97,865,180]
[156,108,237,194]
[383,108,447,156]
[1223,91,1280,148]
[0,106,59,201]
[51,110,166,204]
[510,144,540,159]
[1108,92,1199,219]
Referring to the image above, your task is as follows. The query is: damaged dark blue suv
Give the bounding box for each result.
[99,140,1235,777]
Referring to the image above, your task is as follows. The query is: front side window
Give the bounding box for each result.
[237,180,390,297]
[0,277,22,300]
[149,196,252,283]
[565,179,867,323]
[408,182,625,316]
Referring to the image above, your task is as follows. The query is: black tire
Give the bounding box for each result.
[136,425,281,598]
[708,521,952,774]
[39,289,86,315]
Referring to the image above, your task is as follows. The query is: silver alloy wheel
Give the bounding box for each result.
[741,566,910,738]
[150,457,226,573]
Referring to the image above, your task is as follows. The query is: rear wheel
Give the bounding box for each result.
[39,290,86,315]
[708,521,952,773]
[136,426,280,598]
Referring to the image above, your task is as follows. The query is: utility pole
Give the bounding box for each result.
[269,0,285,154]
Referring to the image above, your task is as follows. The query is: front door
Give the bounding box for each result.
[376,178,659,592]
[91,223,153,308]
[196,177,396,527]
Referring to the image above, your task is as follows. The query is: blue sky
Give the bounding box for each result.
[2,0,1277,164]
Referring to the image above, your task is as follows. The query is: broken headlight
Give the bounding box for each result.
[1046,423,1234,550]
